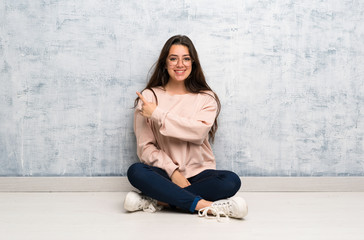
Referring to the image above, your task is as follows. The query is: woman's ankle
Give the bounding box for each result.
[195,199,212,211]
[157,201,169,207]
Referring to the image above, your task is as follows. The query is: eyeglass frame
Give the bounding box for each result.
[166,55,194,67]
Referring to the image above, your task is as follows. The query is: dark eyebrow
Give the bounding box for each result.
[168,54,191,57]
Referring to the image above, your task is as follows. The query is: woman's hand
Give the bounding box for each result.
[136,91,157,118]
[171,169,191,188]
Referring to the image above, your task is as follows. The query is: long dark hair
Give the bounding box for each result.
[135,35,221,142]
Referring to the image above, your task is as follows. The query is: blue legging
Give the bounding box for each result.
[127,163,241,213]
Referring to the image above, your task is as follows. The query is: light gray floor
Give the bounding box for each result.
[1,192,363,240]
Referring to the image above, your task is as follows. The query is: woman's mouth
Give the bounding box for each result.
[175,70,185,75]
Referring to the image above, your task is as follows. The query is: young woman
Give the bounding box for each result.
[124,35,248,220]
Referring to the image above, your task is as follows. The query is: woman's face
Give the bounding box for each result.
[166,44,193,83]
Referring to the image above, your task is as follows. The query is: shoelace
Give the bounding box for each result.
[140,196,163,213]
[198,206,229,222]
[142,202,163,213]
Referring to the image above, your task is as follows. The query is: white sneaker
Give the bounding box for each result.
[124,191,162,213]
[198,197,248,221]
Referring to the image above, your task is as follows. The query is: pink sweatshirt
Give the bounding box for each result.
[134,87,218,178]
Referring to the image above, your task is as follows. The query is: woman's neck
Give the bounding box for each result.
[165,81,188,95]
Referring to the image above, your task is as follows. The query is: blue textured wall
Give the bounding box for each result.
[0,0,363,176]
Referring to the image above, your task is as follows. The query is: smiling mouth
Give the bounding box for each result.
[175,70,185,74]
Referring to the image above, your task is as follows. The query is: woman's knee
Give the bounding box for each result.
[223,171,241,195]
[127,162,147,183]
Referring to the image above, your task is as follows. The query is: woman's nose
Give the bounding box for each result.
[176,59,184,67]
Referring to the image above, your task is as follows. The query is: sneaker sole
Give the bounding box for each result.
[231,197,248,219]
[124,191,140,212]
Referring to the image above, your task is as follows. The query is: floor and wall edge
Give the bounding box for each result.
[0,177,363,192]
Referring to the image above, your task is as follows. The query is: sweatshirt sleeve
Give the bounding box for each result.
[150,93,218,145]
[134,91,179,177]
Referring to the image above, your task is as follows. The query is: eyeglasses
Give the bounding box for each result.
[167,56,193,67]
